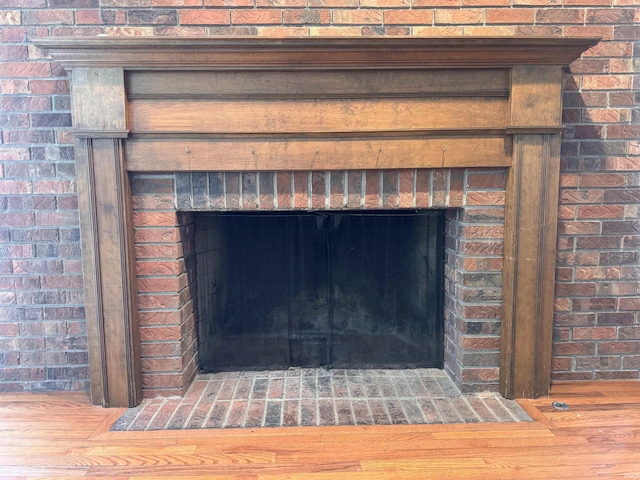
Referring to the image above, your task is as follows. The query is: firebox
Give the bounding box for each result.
[194,211,444,372]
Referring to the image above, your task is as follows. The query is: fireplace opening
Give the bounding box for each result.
[194,210,445,373]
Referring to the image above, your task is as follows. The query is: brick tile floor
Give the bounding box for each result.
[111,368,531,431]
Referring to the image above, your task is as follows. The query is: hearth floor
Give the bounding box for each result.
[111,368,531,431]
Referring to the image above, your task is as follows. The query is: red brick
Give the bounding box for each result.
[552,357,572,371]
[461,368,499,382]
[461,225,503,239]
[555,283,597,297]
[565,0,611,4]
[308,0,357,6]
[0,61,52,78]
[136,260,184,276]
[466,172,506,190]
[577,205,624,218]
[553,342,596,355]
[573,327,616,340]
[461,336,500,351]
[608,125,640,139]
[384,10,433,24]
[22,10,74,25]
[536,8,585,24]
[435,9,484,24]
[575,267,621,281]
[514,25,562,36]
[283,9,330,24]
[398,170,414,208]
[462,305,501,319]
[180,9,230,24]
[582,74,632,90]
[293,172,308,209]
[598,342,640,354]
[587,8,636,23]
[133,211,178,227]
[584,41,633,57]
[233,10,282,24]
[465,191,505,206]
[142,373,185,389]
[365,171,381,208]
[579,173,626,188]
[486,8,534,23]
[333,10,383,24]
[619,297,640,311]
[135,244,183,259]
[361,0,410,5]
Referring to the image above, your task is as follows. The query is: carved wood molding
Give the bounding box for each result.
[34,37,598,406]
[34,36,597,69]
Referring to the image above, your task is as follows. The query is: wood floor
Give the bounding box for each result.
[0,381,638,479]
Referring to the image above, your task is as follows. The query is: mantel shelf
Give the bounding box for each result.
[32,36,599,70]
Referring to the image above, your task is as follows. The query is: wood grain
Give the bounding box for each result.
[129,97,508,134]
[0,382,638,479]
[71,68,126,133]
[500,133,561,399]
[84,139,142,408]
[32,37,600,70]
[509,65,564,128]
[126,69,510,99]
[124,135,512,172]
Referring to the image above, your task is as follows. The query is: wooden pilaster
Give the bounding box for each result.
[500,66,564,399]
[72,69,141,407]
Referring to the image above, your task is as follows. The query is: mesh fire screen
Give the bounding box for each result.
[194,210,444,372]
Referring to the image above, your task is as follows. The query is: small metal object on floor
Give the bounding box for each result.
[552,401,570,410]
[111,368,532,431]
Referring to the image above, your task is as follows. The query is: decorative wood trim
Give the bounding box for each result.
[505,127,564,134]
[124,135,512,172]
[509,66,564,129]
[70,68,126,132]
[74,138,107,406]
[73,130,129,139]
[125,69,510,100]
[127,97,508,134]
[500,133,561,399]
[90,139,142,407]
[33,37,598,70]
[70,66,141,408]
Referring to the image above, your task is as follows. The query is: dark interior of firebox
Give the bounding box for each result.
[194,210,444,372]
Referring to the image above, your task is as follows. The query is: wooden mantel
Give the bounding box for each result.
[34,37,597,407]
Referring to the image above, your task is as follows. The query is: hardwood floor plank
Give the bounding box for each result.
[0,380,638,479]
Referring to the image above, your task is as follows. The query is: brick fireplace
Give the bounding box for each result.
[33,36,597,407]
[132,168,507,397]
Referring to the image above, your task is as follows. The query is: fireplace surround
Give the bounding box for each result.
[34,37,598,407]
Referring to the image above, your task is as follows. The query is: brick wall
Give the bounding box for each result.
[0,1,638,392]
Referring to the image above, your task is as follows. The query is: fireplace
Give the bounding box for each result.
[34,36,598,407]
[194,210,445,372]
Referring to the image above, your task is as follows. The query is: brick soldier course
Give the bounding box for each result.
[0,2,638,394]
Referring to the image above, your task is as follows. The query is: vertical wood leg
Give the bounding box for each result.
[75,138,142,407]
[500,133,561,399]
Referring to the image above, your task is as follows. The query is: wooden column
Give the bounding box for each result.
[72,69,142,407]
[500,66,564,399]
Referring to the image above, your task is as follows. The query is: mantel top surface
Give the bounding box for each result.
[33,36,598,70]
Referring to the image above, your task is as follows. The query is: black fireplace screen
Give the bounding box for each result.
[194,210,444,372]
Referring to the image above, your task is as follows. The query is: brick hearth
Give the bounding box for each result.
[131,168,507,398]
[111,368,530,431]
